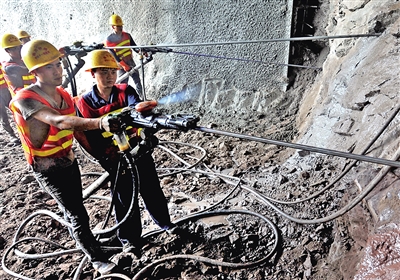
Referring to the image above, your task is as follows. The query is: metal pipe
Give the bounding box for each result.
[139,52,146,101]
[171,50,322,70]
[116,60,149,84]
[194,126,400,168]
[82,172,109,200]
[106,34,381,50]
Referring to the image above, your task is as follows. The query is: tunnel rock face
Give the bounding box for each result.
[1,0,400,279]
[296,2,400,157]
[0,0,293,107]
[294,1,400,279]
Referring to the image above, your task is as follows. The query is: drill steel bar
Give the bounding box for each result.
[194,126,400,168]
[106,34,380,50]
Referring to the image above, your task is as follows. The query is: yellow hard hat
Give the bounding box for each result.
[84,50,119,72]
[109,14,123,26]
[21,40,62,72]
[17,30,31,39]
[1,33,22,49]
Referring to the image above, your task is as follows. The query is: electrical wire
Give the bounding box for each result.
[4,129,399,278]
[241,152,398,224]
[157,141,207,177]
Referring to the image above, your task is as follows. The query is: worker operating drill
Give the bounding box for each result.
[74,49,177,259]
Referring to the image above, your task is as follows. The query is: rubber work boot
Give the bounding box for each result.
[92,260,117,275]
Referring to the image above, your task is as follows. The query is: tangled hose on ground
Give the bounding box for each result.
[3,112,399,279]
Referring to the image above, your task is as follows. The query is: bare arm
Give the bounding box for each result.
[32,106,101,131]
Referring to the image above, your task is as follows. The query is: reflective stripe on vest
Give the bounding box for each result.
[22,74,36,85]
[105,32,132,59]
[9,87,75,165]
[114,39,131,58]
[0,64,6,87]
[74,84,137,144]
[21,132,74,157]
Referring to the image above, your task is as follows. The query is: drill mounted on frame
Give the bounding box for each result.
[59,40,400,169]
[60,41,105,92]
[60,41,171,96]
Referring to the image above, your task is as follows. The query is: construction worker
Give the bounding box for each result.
[1,33,36,97]
[0,62,19,143]
[104,14,143,96]
[16,30,31,45]
[9,40,123,275]
[74,50,176,258]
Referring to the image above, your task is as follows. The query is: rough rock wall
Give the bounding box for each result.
[294,2,400,278]
[296,0,400,161]
[0,0,293,113]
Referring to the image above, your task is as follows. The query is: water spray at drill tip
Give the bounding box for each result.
[135,85,201,113]
[157,85,201,106]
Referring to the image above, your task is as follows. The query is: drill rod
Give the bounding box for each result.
[194,126,400,168]
[106,34,381,50]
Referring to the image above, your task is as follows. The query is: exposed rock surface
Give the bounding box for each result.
[0,0,400,280]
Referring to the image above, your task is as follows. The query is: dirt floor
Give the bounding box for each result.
[0,59,369,280]
[0,2,383,279]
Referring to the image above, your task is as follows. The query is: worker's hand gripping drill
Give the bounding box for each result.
[100,113,132,152]
[108,101,200,155]
[99,114,123,133]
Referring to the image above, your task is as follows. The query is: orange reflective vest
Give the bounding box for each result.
[9,87,75,165]
[2,61,36,97]
[0,63,7,89]
[74,84,138,161]
[74,84,137,139]
[104,32,133,60]
[74,84,128,118]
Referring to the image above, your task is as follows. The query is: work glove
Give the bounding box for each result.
[119,60,131,72]
[143,134,159,149]
[131,133,159,158]
[99,114,122,133]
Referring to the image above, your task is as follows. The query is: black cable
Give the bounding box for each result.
[133,209,280,280]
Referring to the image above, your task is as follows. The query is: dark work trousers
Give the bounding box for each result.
[0,87,15,137]
[33,159,109,262]
[106,152,173,246]
[117,58,143,96]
